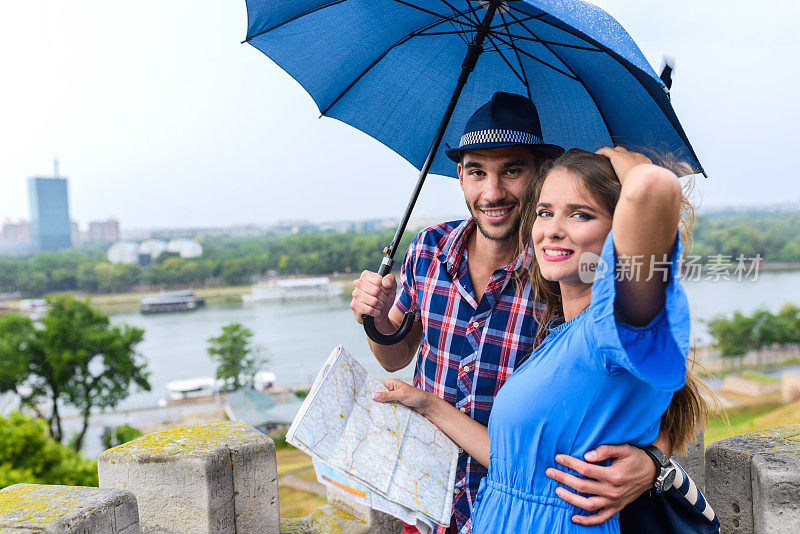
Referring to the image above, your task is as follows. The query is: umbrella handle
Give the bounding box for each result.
[363,313,415,346]
[362,2,503,346]
[362,256,415,345]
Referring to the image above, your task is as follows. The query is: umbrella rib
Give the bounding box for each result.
[437,0,477,44]
[460,0,483,26]
[492,32,602,52]
[388,0,478,29]
[488,33,578,81]
[490,12,546,29]
[503,7,615,141]
[499,11,531,100]
[484,34,527,86]
[243,0,348,42]
[505,3,599,49]
[439,0,479,26]
[505,4,706,172]
[320,6,481,116]
[414,29,479,36]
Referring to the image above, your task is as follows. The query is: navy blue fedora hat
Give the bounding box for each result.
[445,92,564,162]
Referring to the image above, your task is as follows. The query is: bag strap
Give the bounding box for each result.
[670,460,719,527]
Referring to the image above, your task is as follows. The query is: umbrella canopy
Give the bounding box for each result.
[244,0,704,178]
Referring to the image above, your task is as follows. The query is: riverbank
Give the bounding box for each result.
[1,276,359,315]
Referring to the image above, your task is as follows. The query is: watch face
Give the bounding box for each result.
[661,467,677,491]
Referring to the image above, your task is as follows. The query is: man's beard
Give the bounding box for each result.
[468,202,522,242]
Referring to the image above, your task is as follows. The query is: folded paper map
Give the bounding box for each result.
[286,345,459,533]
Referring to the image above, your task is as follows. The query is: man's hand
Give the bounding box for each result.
[350,270,397,333]
[545,444,657,526]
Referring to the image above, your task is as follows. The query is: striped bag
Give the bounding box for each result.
[619,461,720,533]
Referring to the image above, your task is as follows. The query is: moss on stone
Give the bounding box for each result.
[0,484,96,526]
[101,421,267,459]
[750,423,800,453]
[280,504,366,534]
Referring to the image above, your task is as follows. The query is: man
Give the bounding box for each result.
[351,92,672,534]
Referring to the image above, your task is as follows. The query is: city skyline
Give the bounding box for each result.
[1,1,798,228]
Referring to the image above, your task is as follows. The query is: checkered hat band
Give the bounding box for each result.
[459,129,543,148]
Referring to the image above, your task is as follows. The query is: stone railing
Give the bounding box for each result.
[1,421,798,533]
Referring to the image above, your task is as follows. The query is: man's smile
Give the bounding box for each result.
[478,204,517,223]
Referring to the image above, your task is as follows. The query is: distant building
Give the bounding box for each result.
[107,241,139,264]
[224,389,304,435]
[137,239,168,265]
[71,221,80,245]
[28,177,72,252]
[166,238,202,258]
[107,238,203,266]
[0,242,36,256]
[1,220,31,242]
[88,218,120,243]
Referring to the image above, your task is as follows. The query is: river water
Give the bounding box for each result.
[110,270,800,410]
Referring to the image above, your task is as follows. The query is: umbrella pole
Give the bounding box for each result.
[365,0,500,345]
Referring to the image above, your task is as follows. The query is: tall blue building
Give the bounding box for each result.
[28,177,72,252]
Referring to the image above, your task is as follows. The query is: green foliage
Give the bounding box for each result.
[0,296,150,451]
[207,323,265,390]
[0,227,418,296]
[101,424,143,450]
[689,212,800,262]
[708,304,800,357]
[0,412,98,488]
[272,430,293,449]
[2,210,799,298]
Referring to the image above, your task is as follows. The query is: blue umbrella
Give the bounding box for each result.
[244,0,704,344]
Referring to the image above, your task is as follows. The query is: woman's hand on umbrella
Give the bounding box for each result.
[351,270,397,332]
[596,146,652,184]
[373,379,436,417]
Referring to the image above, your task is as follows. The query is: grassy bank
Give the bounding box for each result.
[706,399,800,444]
[276,447,327,518]
[90,285,253,314]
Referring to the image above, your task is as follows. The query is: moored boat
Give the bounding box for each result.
[140,290,205,314]
[242,276,340,303]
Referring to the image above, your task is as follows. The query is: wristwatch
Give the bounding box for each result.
[641,445,677,493]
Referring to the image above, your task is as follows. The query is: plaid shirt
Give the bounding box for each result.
[394,219,539,534]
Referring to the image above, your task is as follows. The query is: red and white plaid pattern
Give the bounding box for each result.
[394,219,540,534]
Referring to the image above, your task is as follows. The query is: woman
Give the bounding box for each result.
[373,147,705,532]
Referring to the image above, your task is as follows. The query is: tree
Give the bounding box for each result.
[101,423,143,449]
[708,306,800,367]
[76,263,99,291]
[707,311,757,359]
[0,295,150,451]
[0,412,98,487]
[207,324,265,390]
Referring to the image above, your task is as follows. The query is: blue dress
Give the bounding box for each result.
[471,231,690,533]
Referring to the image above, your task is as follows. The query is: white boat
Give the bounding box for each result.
[19,299,49,321]
[140,290,205,314]
[165,377,216,401]
[165,371,278,402]
[254,371,277,390]
[242,277,341,303]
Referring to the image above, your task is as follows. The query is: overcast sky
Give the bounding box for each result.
[1,0,798,229]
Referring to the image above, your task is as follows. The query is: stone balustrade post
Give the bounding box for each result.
[98,421,279,534]
[279,488,402,534]
[674,429,706,491]
[705,423,800,534]
[0,484,139,533]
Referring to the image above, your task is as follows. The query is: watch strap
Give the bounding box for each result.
[641,444,670,468]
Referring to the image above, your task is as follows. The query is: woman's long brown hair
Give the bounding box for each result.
[519,148,710,454]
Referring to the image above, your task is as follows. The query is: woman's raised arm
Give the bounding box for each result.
[596,146,683,327]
